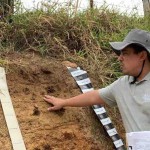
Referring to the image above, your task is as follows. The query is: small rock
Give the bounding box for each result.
[62,61,77,68]
[33,105,40,116]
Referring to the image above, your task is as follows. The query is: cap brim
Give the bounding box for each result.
[109,42,132,55]
[110,42,128,50]
[109,41,150,55]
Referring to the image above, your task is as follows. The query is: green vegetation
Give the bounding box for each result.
[0,1,150,86]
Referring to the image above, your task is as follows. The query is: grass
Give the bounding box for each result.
[0,1,150,86]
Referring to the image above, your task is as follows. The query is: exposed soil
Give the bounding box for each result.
[0,52,125,150]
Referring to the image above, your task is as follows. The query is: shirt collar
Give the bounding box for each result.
[129,71,150,84]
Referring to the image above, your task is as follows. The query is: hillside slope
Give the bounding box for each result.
[0,51,125,150]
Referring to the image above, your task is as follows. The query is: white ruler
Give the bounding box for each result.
[0,67,26,150]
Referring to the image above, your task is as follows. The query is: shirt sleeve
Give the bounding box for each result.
[98,79,120,107]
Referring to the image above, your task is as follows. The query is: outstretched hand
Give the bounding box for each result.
[44,95,65,111]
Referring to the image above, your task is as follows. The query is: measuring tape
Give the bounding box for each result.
[0,67,26,150]
[68,67,126,150]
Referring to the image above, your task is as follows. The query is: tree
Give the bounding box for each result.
[0,0,14,18]
[142,0,150,16]
[90,0,94,9]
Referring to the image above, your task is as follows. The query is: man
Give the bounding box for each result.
[44,29,150,133]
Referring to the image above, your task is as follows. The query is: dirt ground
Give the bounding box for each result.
[0,52,125,150]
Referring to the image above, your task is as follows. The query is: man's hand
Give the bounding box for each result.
[44,95,65,111]
[44,90,104,111]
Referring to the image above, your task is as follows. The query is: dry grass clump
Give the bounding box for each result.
[0,1,150,85]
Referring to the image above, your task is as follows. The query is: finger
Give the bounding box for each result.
[44,95,55,98]
[44,98,53,104]
[48,106,59,111]
[44,98,53,103]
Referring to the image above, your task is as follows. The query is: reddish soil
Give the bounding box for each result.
[0,52,125,150]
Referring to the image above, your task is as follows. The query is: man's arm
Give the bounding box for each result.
[44,90,105,111]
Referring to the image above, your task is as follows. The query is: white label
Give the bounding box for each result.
[126,131,150,150]
[100,118,111,125]
[94,107,106,114]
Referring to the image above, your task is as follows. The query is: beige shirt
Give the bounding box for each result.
[99,72,150,133]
